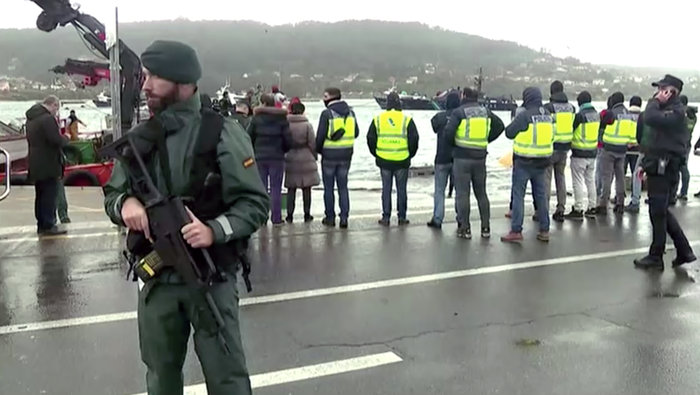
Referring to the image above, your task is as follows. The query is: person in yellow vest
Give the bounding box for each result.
[543,81,576,222]
[367,92,419,226]
[315,87,359,229]
[564,91,600,220]
[443,88,504,239]
[501,87,554,243]
[596,92,633,215]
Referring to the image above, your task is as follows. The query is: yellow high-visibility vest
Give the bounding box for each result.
[603,111,637,146]
[572,111,600,151]
[552,102,576,144]
[513,113,554,158]
[455,106,490,150]
[374,110,410,162]
[323,110,356,149]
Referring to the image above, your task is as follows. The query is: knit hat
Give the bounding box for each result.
[629,95,642,107]
[141,40,202,84]
[609,92,624,107]
[577,91,592,106]
[386,92,402,110]
[445,91,461,110]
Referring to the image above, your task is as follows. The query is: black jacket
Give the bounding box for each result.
[431,109,456,164]
[25,103,66,181]
[505,88,551,168]
[444,102,505,160]
[231,112,251,131]
[644,96,689,158]
[600,103,629,154]
[544,92,576,151]
[247,106,292,161]
[315,100,359,162]
[571,103,599,158]
[366,110,420,170]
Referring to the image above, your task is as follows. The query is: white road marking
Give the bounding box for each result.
[0,221,115,236]
[3,242,693,336]
[130,351,403,395]
[0,232,117,244]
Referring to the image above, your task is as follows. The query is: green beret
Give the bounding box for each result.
[141,40,201,84]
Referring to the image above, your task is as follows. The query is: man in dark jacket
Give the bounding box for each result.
[596,92,630,215]
[543,81,576,222]
[674,95,695,200]
[427,91,460,229]
[26,95,68,235]
[247,93,292,225]
[565,91,599,220]
[625,96,643,212]
[219,91,233,116]
[634,75,695,271]
[316,87,359,228]
[444,88,504,239]
[367,92,419,226]
[501,87,553,243]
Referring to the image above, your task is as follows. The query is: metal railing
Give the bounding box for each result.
[0,147,10,201]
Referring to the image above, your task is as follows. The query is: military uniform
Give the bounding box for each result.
[103,41,269,395]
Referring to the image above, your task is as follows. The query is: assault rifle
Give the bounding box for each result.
[100,132,231,354]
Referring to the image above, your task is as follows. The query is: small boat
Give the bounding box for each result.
[373,89,440,111]
[92,92,111,108]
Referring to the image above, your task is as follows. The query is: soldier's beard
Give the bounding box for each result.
[146,87,179,113]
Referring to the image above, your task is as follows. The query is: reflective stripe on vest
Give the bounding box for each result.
[513,114,554,158]
[572,111,600,151]
[552,102,575,143]
[323,110,356,149]
[375,110,410,162]
[455,106,490,150]
[603,112,636,146]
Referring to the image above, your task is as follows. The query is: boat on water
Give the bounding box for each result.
[373,91,440,111]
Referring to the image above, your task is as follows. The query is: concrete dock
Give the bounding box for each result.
[2,186,700,395]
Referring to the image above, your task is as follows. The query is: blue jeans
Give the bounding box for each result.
[595,148,603,199]
[432,163,453,225]
[322,160,350,221]
[511,162,549,233]
[630,153,643,206]
[673,152,691,197]
[257,160,285,223]
[380,167,409,220]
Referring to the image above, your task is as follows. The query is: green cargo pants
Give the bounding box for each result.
[137,272,252,395]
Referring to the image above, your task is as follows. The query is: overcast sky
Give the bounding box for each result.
[6,0,700,70]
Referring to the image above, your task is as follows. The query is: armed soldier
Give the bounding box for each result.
[103,40,269,395]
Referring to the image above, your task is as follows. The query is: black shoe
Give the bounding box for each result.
[322,217,335,227]
[624,204,640,214]
[564,208,584,221]
[339,220,348,229]
[481,227,490,239]
[304,214,314,223]
[552,211,565,222]
[457,227,472,239]
[584,208,597,219]
[672,253,697,268]
[613,205,624,215]
[595,206,607,216]
[669,198,677,206]
[633,255,664,271]
[678,195,689,202]
[398,218,410,226]
[532,214,538,221]
[285,215,293,223]
[38,226,67,236]
[60,217,71,224]
[378,218,390,227]
[427,220,442,229]
[694,191,700,198]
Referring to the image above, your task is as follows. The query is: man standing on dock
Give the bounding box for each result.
[444,88,504,239]
[634,75,695,270]
[316,87,359,229]
[367,92,419,226]
[565,91,599,220]
[596,92,632,215]
[543,81,576,222]
[501,87,553,243]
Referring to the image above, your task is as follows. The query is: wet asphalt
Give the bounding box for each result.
[3,188,700,394]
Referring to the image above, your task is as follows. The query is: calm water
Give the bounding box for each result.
[3,99,699,199]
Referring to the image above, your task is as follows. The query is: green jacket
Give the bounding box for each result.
[103,93,270,243]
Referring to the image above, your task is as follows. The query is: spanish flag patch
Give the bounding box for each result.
[243,157,255,168]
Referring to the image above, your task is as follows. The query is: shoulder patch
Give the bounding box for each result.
[243,157,255,168]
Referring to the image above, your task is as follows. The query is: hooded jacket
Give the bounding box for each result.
[366,110,420,170]
[600,102,630,154]
[25,103,67,181]
[543,91,576,151]
[430,92,460,164]
[571,102,598,159]
[644,95,689,157]
[505,87,552,167]
[247,106,292,161]
[444,101,505,160]
[315,100,360,162]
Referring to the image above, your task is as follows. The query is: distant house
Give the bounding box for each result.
[406,76,418,85]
